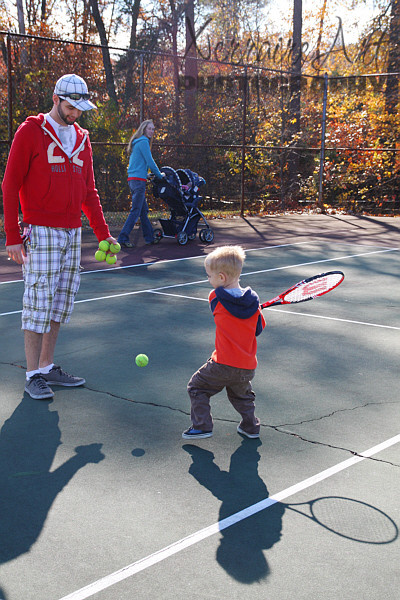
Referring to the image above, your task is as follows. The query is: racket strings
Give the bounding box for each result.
[284,272,344,303]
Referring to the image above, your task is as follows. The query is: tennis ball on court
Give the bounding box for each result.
[135,354,149,367]
[95,250,106,261]
[99,240,110,252]
[109,242,121,254]
[106,253,117,265]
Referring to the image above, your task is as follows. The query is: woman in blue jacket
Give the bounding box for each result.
[118,120,164,248]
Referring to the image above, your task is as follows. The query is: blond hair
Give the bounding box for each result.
[204,245,245,279]
[127,119,154,156]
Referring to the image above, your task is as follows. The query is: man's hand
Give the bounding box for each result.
[6,244,26,265]
[105,236,119,246]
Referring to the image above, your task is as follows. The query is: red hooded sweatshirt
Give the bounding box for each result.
[2,113,110,247]
[209,286,266,369]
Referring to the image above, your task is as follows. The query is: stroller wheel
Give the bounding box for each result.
[153,228,163,243]
[199,228,214,243]
[177,231,188,245]
[188,233,196,240]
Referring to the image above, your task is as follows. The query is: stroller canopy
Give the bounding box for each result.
[153,165,206,215]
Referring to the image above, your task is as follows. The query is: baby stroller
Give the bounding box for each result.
[152,166,214,245]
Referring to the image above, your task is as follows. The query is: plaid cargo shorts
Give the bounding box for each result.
[22,226,82,333]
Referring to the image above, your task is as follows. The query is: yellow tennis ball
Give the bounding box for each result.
[95,250,106,261]
[99,240,110,252]
[106,253,117,265]
[135,354,149,367]
[109,242,121,254]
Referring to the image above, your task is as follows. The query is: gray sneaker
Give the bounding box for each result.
[42,365,85,387]
[25,374,54,400]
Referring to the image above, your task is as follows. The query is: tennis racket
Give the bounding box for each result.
[261,271,344,309]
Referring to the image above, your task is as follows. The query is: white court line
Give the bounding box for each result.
[1,246,399,319]
[267,308,400,330]
[148,291,400,330]
[0,241,316,285]
[242,246,399,277]
[58,434,400,600]
[1,242,398,286]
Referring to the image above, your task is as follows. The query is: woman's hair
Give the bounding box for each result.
[204,245,245,279]
[127,120,154,155]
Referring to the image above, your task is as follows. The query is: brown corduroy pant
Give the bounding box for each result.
[187,358,260,434]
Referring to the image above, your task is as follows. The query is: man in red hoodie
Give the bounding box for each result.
[2,74,118,400]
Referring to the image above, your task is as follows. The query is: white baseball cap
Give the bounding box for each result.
[54,74,96,111]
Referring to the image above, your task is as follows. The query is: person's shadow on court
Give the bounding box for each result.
[0,587,8,600]
[0,397,104,564]
[183,439,285,583]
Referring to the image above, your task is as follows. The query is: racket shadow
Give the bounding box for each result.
[286,496,399,545]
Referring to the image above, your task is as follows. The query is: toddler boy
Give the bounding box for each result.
[182,245,265,440]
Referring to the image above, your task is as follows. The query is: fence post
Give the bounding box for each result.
[140,53,144,123]
[7,34,13,146]
[318,72,328,208]
[240,66,248,216]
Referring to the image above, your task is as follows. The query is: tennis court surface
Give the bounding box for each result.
[0,214,399,600]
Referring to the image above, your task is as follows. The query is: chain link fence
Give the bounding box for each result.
[1,31,399,237]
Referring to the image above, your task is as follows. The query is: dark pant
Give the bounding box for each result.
[118,180,154,244]
[187,358,260,434]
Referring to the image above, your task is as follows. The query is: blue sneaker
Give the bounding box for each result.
[182,427,213,440]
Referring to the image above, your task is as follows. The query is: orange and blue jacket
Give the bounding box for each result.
[209,286,266,370]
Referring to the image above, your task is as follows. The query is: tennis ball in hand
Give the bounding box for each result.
[135,354,149,367]
[95,250,106,261]
[106,253,117,265]
[99,240,110,252]
[109,242,121,254]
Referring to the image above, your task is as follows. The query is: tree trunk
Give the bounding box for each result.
[169,0,181,135]
[385,0,400,114]
[287,0,302,199]
[16,0,25,34]
[124,0,141,108]
[16,0,28,66]
[314,0,328,75]
[184,0,198,135]
[88,0,118,108]
[41,0,47,22]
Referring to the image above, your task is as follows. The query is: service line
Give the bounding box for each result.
[0,246,398,318]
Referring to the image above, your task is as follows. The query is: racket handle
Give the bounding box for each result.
[261,297,281,309]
